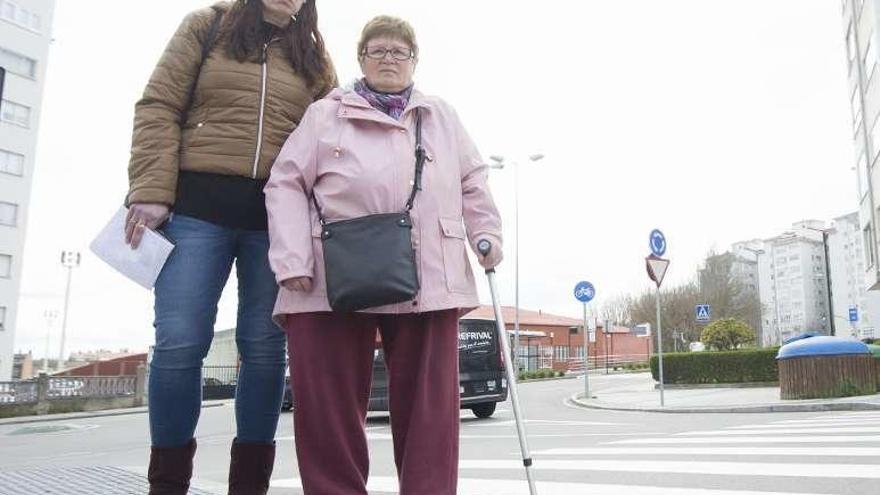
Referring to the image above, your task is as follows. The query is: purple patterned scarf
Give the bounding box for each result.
[354,78,413,120]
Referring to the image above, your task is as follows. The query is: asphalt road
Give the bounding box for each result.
[1,373,878,494]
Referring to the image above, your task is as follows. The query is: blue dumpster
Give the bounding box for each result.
[777,336,876,399]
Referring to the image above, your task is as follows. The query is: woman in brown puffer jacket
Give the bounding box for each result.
[124,1,335,494]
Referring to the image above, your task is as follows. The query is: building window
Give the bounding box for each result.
[0,254,11,278]
[554,346,570,361]
[0,100,30,128]
[0,306,5,331]
[866,40,878,82]
[0,47,36,78]
[858,152,869,199]
[0,202,17,226]
[865,224,876,268]
[871,116,880,162]
[0,149,23,176]
[847,27,857,73]
[0,0,41,32]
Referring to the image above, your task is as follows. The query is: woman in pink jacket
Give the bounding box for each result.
[264,15,502,494]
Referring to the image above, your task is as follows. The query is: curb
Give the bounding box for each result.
[657,382,780,390]
[518,375,578,384]
[0,401,228,426]
[566,393,880,414]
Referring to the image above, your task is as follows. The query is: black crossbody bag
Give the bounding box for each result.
[312,109,426,312]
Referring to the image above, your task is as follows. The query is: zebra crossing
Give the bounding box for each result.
[271,411,880,494]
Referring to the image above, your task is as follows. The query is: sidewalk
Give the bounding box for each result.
[569,373,880,413]
[0,400,229,426]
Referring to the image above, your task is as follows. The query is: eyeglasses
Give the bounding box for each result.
[363,47,414,61]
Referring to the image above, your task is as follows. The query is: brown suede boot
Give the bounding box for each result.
[148,439,197,495]
[228,439,276,495]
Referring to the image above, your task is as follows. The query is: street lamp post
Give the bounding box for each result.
[58,251,81,371]
[42,309,58,373]
[489,153,544,371]
[738,246,766,346]
[801,227,836,337]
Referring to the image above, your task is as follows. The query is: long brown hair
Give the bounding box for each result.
[222,0,330,87]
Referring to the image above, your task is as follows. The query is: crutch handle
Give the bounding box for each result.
[477,239,492,256]
[476,240,495,274]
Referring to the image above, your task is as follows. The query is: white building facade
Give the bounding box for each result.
[754,222,831,347]
[0,0,55,380]
[828,212,880,339]
[842,0,880,291]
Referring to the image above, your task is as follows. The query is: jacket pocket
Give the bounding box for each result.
[439,217,469,293]
[181,108,210,150]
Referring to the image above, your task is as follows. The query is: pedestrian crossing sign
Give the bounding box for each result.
[696,304,711,322]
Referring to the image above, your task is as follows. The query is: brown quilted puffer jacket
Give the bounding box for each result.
[127,2,336,205]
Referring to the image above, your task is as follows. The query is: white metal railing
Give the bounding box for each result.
[47,376,137,399]
[565,355,650,373]
[0,380,38,404]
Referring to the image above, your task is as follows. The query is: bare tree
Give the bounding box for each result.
[699,251,762,333]
[630,282,700,353]
[599,294,633,327]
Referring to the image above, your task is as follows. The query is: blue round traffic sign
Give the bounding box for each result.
[650,229,667,257]
[574,281,595,303]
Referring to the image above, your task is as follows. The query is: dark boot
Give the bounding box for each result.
[148,439,197,495]
[228,439,276,495]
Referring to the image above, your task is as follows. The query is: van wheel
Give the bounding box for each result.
[471,402,496,419]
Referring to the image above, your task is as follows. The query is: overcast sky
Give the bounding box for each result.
[13,0,858,356]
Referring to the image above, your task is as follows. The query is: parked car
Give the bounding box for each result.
[282,317,508,418]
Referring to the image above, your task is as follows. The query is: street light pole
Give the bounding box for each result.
[42,309,58,373]
[489,153,544,372]
[802,226,836,337]
[821,230,836,337]
[738,245,765,346]
[58,251,81,371]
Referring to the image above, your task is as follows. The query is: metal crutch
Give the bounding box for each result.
[477,240,538,495]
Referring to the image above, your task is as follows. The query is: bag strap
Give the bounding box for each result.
[404,108,426,212]
[185,6,223,114]
[313,108,425,225]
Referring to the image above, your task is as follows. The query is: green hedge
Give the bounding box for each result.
[518,369,565,380]
[649,348,779,384]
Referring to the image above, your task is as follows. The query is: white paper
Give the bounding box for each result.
[89,206,175,289]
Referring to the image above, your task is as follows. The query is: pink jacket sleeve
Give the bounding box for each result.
[454,108,504,260]
[265,105,321,284]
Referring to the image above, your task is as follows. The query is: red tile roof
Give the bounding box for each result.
[463,306,582,327]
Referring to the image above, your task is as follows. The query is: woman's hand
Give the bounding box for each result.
[125,203,171,249]
[281,276,313,292]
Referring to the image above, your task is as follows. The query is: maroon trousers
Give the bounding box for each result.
[284,310,461,495]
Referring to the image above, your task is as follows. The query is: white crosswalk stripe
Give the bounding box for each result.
[458,459,880,479]
[676,426,880,435]
[272,412,880,494]
[271,475,819,494]
[612,434,880,444]
[529,446,880,456]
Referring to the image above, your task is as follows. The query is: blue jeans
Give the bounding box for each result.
[149,214,286,448]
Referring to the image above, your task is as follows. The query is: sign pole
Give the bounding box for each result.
[646,229,669,408]
[655,285,665,407]
[574,281,595,400]
[583,302,590,399]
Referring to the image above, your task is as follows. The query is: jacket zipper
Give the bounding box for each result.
[251,42,271,179]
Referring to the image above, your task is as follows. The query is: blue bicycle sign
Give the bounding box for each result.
[574,281,595,303]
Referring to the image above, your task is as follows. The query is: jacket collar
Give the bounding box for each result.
[331,87,431,127]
